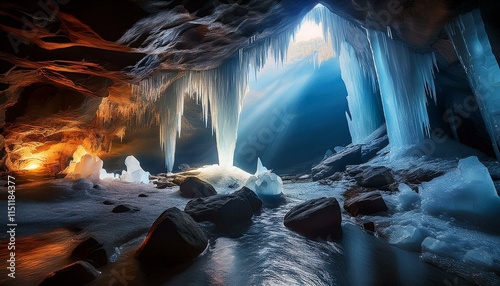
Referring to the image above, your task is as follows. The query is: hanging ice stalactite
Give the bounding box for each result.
[306,5,384,144]
[368,30,437,149]
[158,80,185,173]
[446,9,500,158]
[340,42,385,144]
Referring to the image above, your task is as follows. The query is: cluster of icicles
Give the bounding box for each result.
[123,5,499,172]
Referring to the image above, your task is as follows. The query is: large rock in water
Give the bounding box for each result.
[233,187,263,212]
[136,207,208,265]
[179,177,217,198]
[39,261,100,286]
[312,145,363,181]
[184,194,253,230]
[284,197,342,238]
[344,191,388,217]
[353,166,395,188]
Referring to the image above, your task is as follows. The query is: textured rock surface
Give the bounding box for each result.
[179,177,217,198]
[284,197,341,238]
[136,207,208,265]
[344,191,388,217]
[312,145,363,181]
[184,194,254,230]
[39,261,100,286]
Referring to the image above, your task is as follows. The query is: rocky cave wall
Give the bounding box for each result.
[0,0,498,174]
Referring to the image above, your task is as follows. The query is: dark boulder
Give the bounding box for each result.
[112,204,140,213]
[363,222,376,232]
[136,207,208,265]
[354,166,395,188]
[312,145,363,181]
[284,197,342,238]
[71,237,108,268]
[233,187,262,212]
[138,193,148,197]
[38,261,99,286]
[344,191,388,217]
[184,195,253,230]
[179,177,217,198]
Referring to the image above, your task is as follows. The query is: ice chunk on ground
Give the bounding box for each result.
[464,249,495,268]
[396,183,420,211]
[245,158,283,196]
[419,156,500,222]
[62,145,103,180]
[120,156,150,184]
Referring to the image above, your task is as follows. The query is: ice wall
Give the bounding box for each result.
[446,10,500,158]
[307,5,384,144]
[368,30,437,148]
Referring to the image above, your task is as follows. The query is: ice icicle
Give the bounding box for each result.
[340,42,384,143]
[368,30,437,148]
[446,10,500,158]
[158,79,185,173]
[134,26,298,170]
[306,5,384,143]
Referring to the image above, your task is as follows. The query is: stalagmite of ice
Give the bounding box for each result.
[368,30,437,148]
[63,145,103,180]
[306,5,384,144]
[245,158,283,196]
[120,155,151,184]
[446,9,500,158]
[419,156,500,220]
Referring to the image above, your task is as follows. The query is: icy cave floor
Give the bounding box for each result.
[1,146,500,285]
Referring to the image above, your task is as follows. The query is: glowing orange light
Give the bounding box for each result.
[24,163,41,170]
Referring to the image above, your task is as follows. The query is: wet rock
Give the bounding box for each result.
[284,197,342,238]
[179,177,217,198]
[39,261,99,286]
[102,200,114,205]
[354,166,395,188]
[344,191,388,217]
[71,237,108,268]
[138,193,148,197]
[156,181,177,189]
[184,195,253,230]
[72,179,94,190]
[363,222,376,232]
[233,187,262,212]
[136,207,208,265]
[112,204,140,213]
[312,145,363,181]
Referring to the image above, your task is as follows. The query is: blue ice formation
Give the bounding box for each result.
[245,158,283,196]
[446,9,500,158]
[132,28,297,170]
[368,30,437,148]
[307,5,384,144]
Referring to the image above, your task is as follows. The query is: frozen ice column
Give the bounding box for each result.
[446,9,500,158]
[368,30,437,149]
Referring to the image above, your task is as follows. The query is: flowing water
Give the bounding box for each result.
[92,182,468,286]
